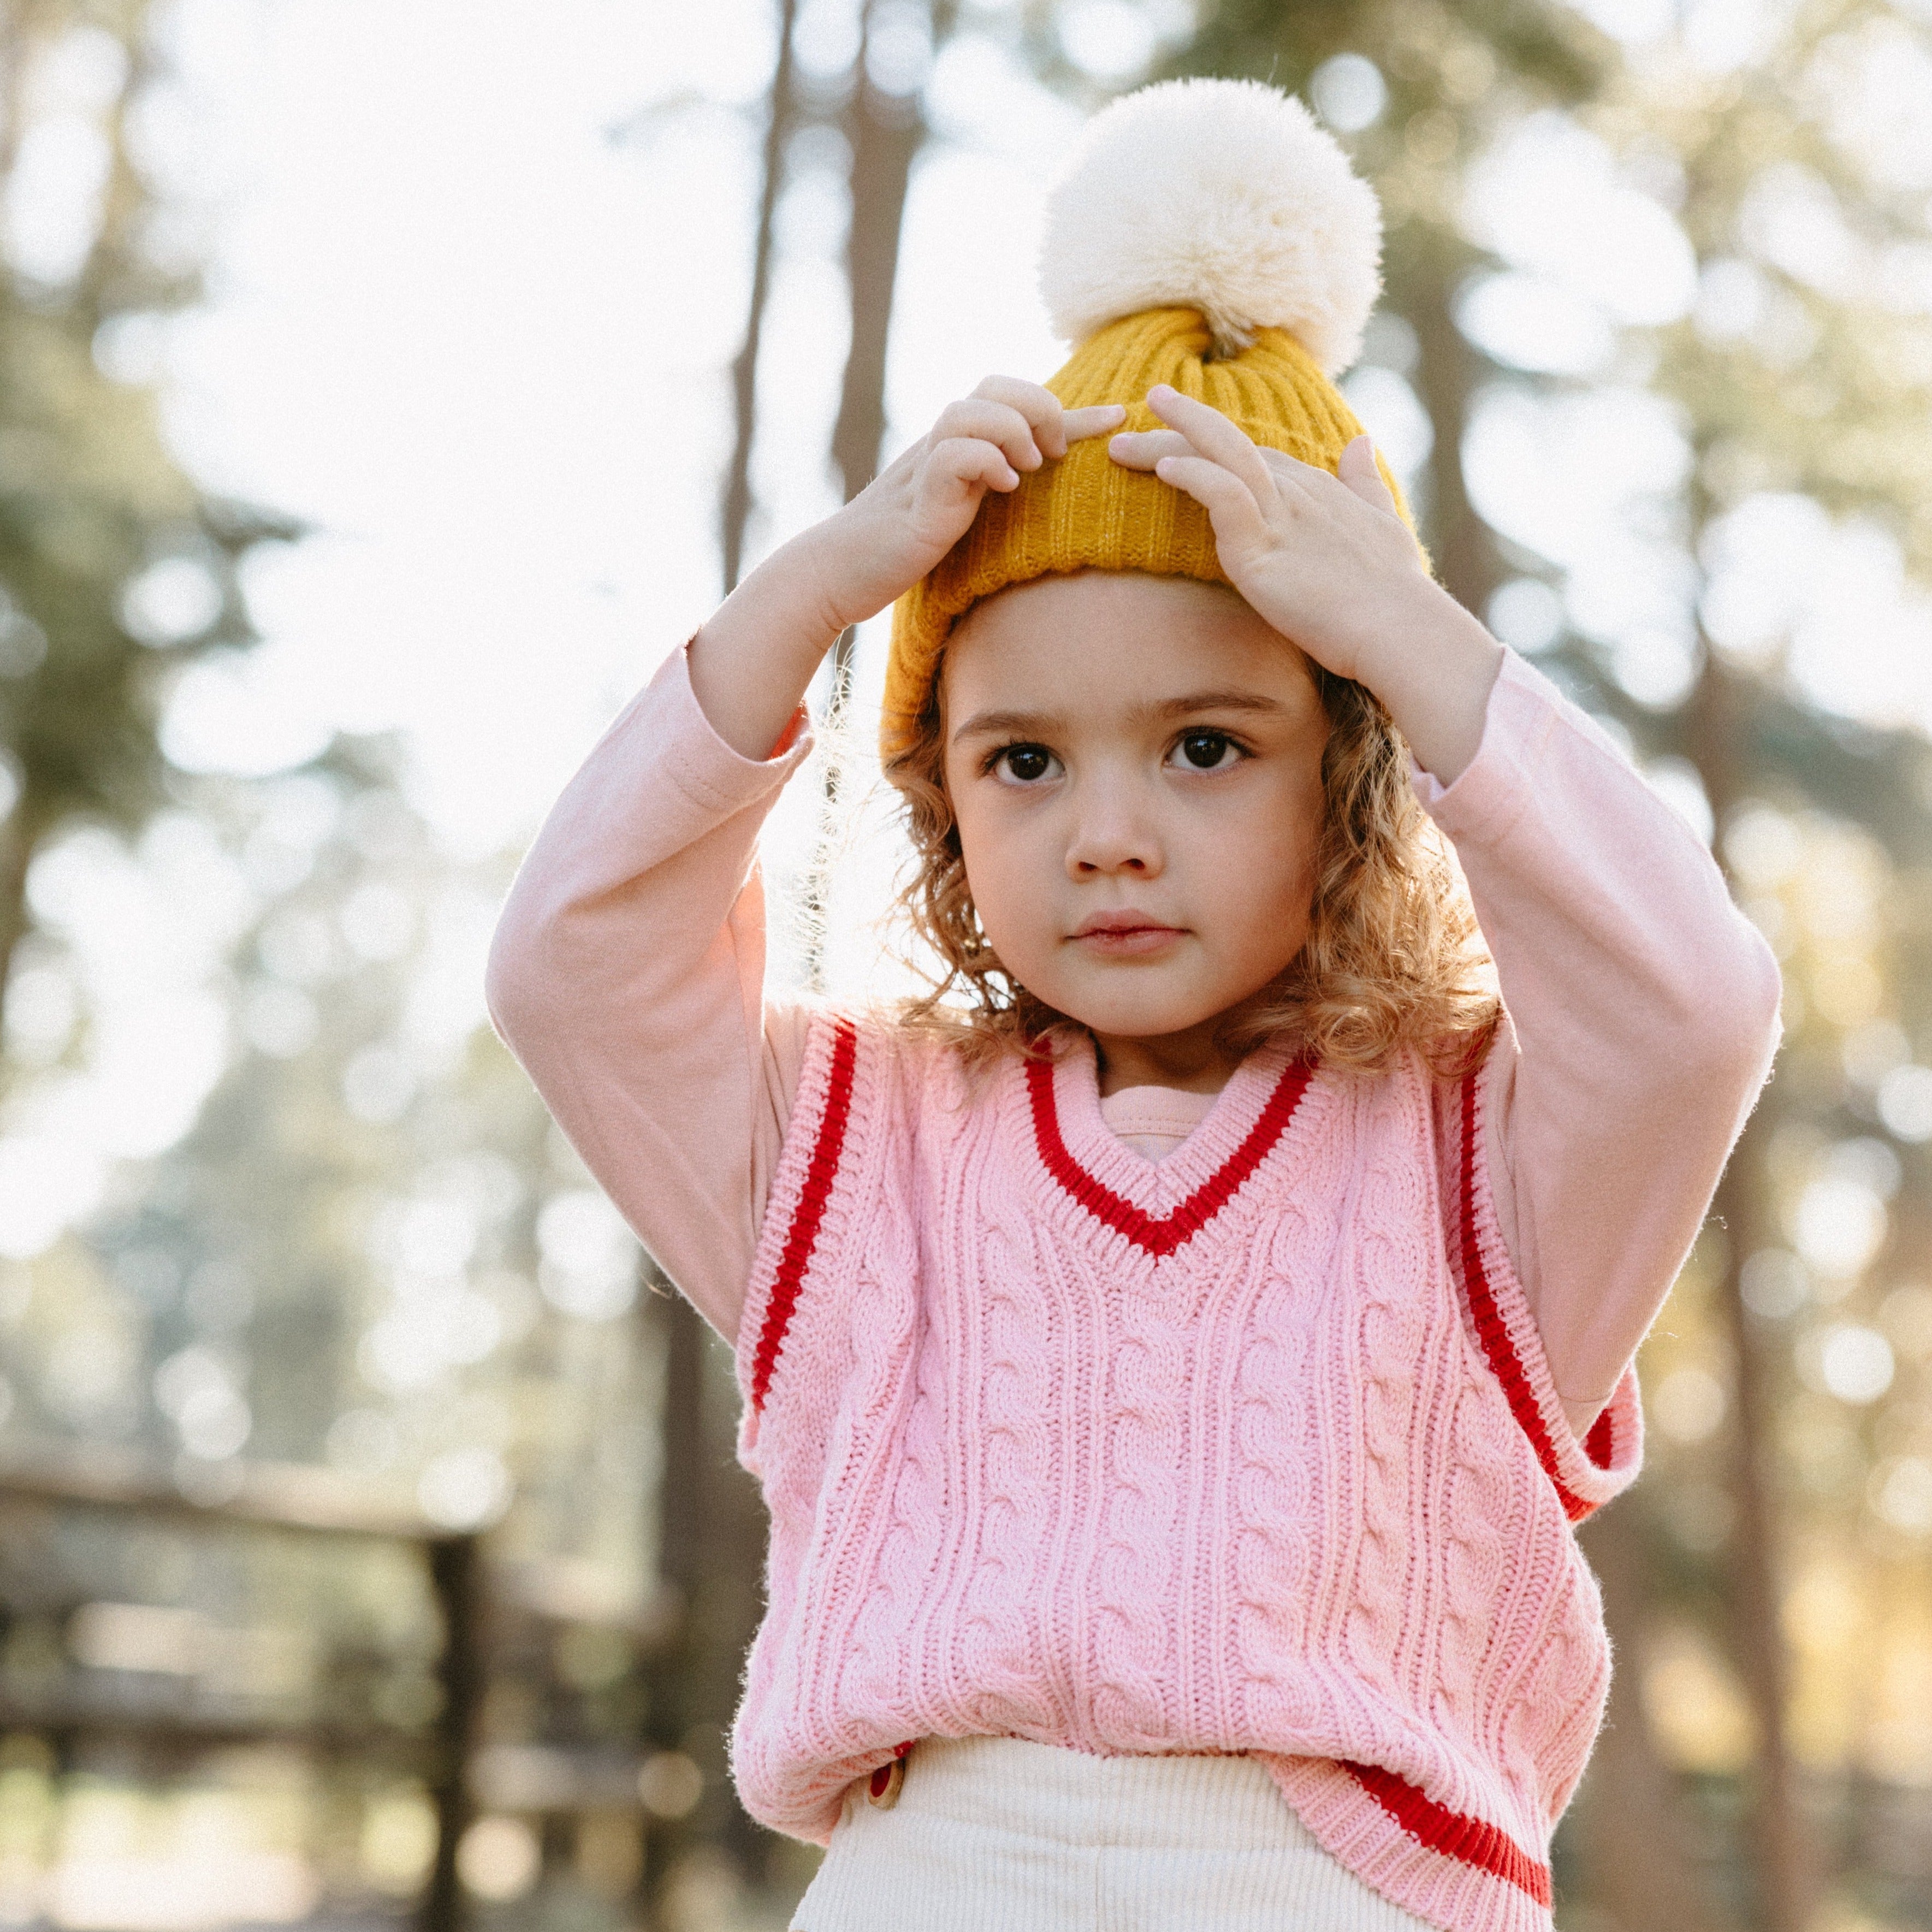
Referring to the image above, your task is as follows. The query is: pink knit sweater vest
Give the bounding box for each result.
[732,1015,1642,1932]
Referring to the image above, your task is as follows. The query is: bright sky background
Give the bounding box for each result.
[4,0,1929,1257]
[148,0,1099,1015]
[152,0,1089,851]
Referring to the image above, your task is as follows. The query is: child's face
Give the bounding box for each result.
[941,572,1329,1054]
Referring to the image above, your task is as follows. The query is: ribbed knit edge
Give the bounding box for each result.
[732,1009,907,1846]
[1459,1054,1644,1520]
[1247,1051,1641,1932]
[1264,1757,1550,1932]
[880,307,1421,765]
[1026,1046,1316,1258]
[735,1008,870,1473]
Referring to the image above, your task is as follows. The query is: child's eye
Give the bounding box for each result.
[1169,729,1243,772]
[990,743,1061,785]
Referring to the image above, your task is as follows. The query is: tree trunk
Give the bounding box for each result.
[419,1533,482,1932]
[638,1285,708,1923]
[642,5,803,1916]
[1400,237,1498,618]
[0,12,50,1060]
[830,37,922,512]
[0,3,39,187]
[720,0,803,596]
[1711,1134,1813,1932]
[824,0,927,710]
[1682,655,1813,1932]
[0,807,39,1056]
[803,2,929,988]
[636,1294,772,1912]
[1576,1497,1737,1931]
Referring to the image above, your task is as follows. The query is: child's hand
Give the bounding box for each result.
[814,379,1127,631]
[690,379,1123,764]
[1109,384,1501,780]
[1107,384,1427,684]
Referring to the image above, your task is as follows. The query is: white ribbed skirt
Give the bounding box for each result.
[790,1738,1434,1931]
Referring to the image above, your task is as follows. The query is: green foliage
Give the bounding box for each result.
[0,0,296,1023]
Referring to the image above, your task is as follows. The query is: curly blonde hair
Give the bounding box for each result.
[882,653,1499,1077]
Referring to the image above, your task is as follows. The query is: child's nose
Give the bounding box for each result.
[1065,783,1163,878]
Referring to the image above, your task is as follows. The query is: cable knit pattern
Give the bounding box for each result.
[733,1015,1640,1932]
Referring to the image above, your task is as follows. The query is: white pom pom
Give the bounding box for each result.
[1038,78,1382,375]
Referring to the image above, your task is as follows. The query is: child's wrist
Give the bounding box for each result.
[1346,579,1491,692]
[690,527,861,762]
[762,503,892,638]
[792,521,864,643]
[1348,580,1502,784]
[740,523,862,660]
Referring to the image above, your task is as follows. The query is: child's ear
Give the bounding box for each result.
[1338,435,1399,514]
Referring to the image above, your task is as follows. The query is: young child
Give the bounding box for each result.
[489,78,1780,1932]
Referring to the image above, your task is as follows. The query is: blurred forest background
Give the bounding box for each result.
[0,0,1929,1927]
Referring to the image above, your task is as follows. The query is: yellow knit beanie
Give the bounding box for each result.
[882,79,1415,767]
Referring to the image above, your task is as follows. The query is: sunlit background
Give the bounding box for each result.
[0,0,1930,1925]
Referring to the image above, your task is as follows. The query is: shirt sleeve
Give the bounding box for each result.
[1413,649,1782,1433]
[484,643,819,1343]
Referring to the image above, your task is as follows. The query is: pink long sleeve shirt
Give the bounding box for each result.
[486,642,1781,1439]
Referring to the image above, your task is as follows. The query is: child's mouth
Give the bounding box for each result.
[1069,911,1185,956]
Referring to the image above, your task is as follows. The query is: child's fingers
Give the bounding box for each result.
[1337,434,1400,514]
[1257,448,1340,501]
[1146,385,1279,508]
[1106,427,1193,470]
[930,435,1021,493]
[1259,438,1400,522]
[1061,402,1129,445]
[1152,453,1267,544]
[965,375,1091,461]
[1255,437,1333,479]
[933,397,1048,473]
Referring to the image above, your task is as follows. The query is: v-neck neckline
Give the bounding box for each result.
[1025,1034,1318,1259]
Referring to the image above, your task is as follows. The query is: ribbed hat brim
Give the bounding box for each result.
[880,307,1414,765]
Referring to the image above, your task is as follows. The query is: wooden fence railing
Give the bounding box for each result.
[0,1446,484,1931]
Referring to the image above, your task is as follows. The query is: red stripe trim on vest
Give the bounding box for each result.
[1028,1056,1313,1259]
[1456,1068,1607,1523]
[1342,1761,1552,1906]
[749,1018,858,1412]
